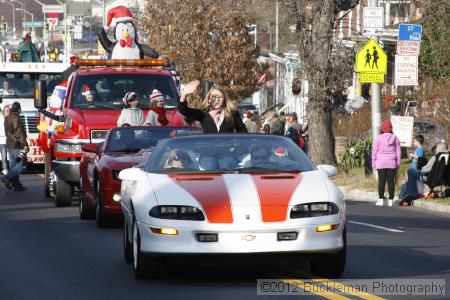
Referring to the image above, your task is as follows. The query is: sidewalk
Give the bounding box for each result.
[339,185,450,214]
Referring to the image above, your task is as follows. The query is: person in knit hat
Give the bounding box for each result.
[372,120,401,206]
[81,84,96,102]
[117,91,144,127]
[144,89,169,126]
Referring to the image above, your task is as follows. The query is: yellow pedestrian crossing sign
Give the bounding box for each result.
[355,39,387,74]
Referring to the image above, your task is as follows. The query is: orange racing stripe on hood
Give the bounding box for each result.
[170,174,233,223]
[251,174,301,222]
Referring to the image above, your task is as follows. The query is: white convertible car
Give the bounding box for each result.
[119,134,346,279]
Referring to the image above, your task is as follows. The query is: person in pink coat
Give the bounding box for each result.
[372,120,401,206]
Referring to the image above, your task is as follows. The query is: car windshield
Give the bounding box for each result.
[0,73,63,98]
[71,73,178,110]
[105,127,200,153]
[145,134,316,174]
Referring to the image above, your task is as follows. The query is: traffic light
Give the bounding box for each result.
[45,22,49,31]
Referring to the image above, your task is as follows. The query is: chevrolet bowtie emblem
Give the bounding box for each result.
[241,234,256,241]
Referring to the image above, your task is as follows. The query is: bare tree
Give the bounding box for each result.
[140,0,260,103]
[284,0,358,164]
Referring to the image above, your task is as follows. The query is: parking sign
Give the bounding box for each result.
[397,24,422,55]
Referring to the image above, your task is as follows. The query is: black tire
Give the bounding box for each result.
[95,179,108,228]
[44,154,51,198]
[132,218,150,279]
[54,178,72,207]
[124,221,133,263]
[309,227,347,278]
[79,190,95,220]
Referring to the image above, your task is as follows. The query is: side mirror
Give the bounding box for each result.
[34,80,47,109]
[118,167,142,181]
[201,80,214,100]
[81,143,100,156]
[317,164,338,177]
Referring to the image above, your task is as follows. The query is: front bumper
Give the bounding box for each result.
[53,160,80,183]
[136,218,345,256]
[101,183,122,215]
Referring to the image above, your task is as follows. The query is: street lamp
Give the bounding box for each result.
[11,0,24,37]
[16,8,33,37]
[0,0,15,38]
[55,0,68,62]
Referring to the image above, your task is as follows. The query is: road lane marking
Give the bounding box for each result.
[282,268,386,300]
[349,221,404,233]
[312,278,386,300]
[283,279,351,299]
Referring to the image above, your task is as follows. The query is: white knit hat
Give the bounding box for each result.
[123,91,138,105]
[150,89,164,103]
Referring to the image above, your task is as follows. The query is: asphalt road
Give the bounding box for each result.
[0,174,449,300]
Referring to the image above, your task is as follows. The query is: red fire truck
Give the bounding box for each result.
[34,59,187,206]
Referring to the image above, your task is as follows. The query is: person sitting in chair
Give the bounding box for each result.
[399,142,449,205]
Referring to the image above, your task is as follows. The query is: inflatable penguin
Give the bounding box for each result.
[98,6,159,59]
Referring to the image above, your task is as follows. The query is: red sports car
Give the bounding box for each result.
[79,126,199,227]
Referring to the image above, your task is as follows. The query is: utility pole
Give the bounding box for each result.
[369,0,381,147]
[275,0,279,52]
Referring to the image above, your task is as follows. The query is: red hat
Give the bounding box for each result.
[105,6,133,29]
[150,89,164,103]
[81,84,93,96]
[274,146,287,157]
[380,120,393,133]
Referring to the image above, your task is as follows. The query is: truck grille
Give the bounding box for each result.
[20,115,39,134]
[90,130,108,142]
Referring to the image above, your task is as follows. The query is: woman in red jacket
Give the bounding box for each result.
[178,80,247,133]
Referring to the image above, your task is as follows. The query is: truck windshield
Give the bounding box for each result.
[72,74,179,110]
[0,73,63,98]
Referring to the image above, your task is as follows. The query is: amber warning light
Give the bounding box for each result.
[74,59,168,67]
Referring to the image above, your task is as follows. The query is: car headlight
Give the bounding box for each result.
[56,143,83,153]
[290,202,339,218]
[149,205,205,221]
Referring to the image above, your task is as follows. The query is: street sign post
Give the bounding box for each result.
[397,23,422,55]
[395,55,419,86]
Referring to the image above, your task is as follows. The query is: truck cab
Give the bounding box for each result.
[35,59,187,206]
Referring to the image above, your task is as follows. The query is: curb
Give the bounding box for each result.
[412,199,450,214]
[338,186,450,214]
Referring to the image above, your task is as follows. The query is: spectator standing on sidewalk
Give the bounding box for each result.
[409,134,425,169]
[0,105,11,175]
[178,80,247,133]
[270,112,284,135]
[1,102,29,191]
[243,111,257,133]
[372,120,401,206]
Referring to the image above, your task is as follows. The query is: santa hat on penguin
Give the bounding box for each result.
[105,6,133,30]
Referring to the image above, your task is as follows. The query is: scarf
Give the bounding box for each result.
[150,106,169,125]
